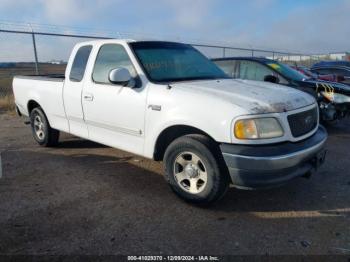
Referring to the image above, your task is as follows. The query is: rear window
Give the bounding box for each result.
[69,45,92,82]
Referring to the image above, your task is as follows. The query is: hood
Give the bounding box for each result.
[171,79,315,114]
[297,79,350,96]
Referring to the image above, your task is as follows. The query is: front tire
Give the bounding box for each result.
[164,135,230,204]
[30,107,59,147]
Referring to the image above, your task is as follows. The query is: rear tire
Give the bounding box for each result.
[164,134,230,205]
[30,107,59,147]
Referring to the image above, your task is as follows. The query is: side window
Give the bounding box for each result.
[215,60,237,78]
[239,61,275,81]
[69,45,92,82]
[92,44,137,84]
[239,61,276,81]
[333,68,350,77]
[314,68,333,75]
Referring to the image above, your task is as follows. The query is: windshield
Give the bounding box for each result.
[130,41,229,82]
[267,61,307,81]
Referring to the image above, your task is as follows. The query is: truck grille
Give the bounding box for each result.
[288,107,318,137]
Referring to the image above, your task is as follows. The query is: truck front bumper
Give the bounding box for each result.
[220,126,328,189]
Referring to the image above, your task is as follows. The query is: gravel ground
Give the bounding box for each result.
[0,113,349,256]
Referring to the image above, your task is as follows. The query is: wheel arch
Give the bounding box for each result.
[27,99,42,114]
[153,124,218,161]
[27,100,53,126]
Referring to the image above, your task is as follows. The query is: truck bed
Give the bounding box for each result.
[12,74,69,133]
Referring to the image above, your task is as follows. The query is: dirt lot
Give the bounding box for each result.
[0,64,66,95]
[0,113,349,256]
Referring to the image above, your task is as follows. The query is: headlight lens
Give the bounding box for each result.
[321,92,350,103]
[234,118,283,139]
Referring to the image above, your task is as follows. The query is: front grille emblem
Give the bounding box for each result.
[305,115,313,126]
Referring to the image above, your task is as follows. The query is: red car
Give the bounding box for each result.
[291,65,344,82]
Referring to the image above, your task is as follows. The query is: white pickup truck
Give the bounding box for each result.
[13,40,327,204]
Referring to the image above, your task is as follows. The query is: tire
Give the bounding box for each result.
[30,107,59,147]
[164,134,230,205]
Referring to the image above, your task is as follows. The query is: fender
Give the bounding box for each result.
[143,118,228,159]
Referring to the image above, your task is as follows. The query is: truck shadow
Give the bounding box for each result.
[2,139,349,215]
[57,137,107,149]
[1,142,349,254]
[322,118,350,136]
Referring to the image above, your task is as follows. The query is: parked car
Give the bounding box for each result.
[213,57,350,121]
[13,40,327,204]
[291,65,339,82]
[311,61,350,85]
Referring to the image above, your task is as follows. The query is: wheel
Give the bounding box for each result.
[30,107,59,147]
[164,134,230,204]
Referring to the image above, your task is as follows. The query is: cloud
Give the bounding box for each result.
[252,0,350,53]
[0,0,32,8]
[0,0,349,61]
[40,0,92,23]
[163,0,214,29]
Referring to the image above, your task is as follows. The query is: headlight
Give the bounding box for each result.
[321,92,350,103]
[234,118,283,139]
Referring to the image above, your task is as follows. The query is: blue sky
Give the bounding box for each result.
[0,0,349,61]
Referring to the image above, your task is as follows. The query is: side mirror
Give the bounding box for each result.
[264,74,279,84]
[109,68,132,86]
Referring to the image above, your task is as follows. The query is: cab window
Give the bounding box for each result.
[92,44,137,84]
[69,45,92,82]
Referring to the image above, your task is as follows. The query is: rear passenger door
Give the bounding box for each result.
[63,45,92,138]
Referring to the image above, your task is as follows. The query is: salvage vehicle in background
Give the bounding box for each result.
[311,61,350,85]
[291,65,341,82]
[13,40,327,204]
[213,57,350,121]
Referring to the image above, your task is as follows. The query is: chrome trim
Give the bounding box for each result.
[223,138,326,161]
[223,131,327,171]
[67,115,85,124]
[67,116,143,136]
[85,120,142,136]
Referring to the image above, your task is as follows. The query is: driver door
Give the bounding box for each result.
[82,43,147,155]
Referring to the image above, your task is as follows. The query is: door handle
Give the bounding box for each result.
[83,93,94,101]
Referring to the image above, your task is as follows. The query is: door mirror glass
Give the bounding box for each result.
[264,74,279,84]
[109,68,132,85]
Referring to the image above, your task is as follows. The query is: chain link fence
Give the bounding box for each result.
[0,21,340,100]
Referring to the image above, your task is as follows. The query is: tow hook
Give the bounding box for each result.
[303,150,327,179]
[302,171,312,179]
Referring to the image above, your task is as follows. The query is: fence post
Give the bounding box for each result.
[28,23,39,75]
[31,33,39,75]
[223,47,226,58]
[272,52,275,59]
[251,50,254,57]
